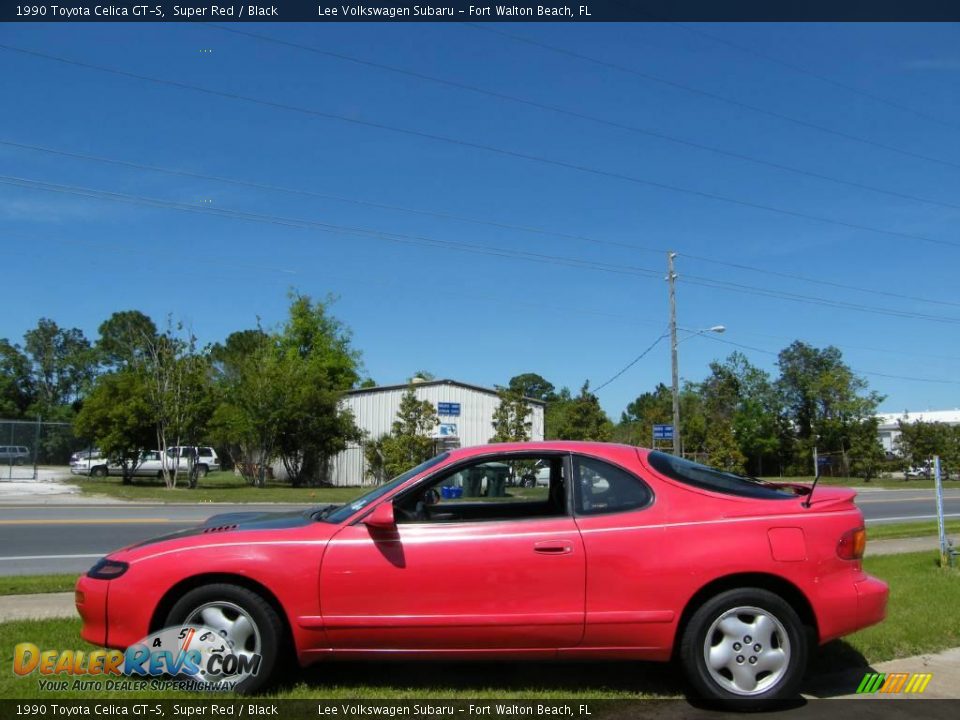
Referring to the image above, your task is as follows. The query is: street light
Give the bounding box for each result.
[670,325,725,458]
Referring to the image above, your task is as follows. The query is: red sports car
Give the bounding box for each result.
[76,442,887,701]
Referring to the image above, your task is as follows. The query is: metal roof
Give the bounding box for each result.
[876,409,960,427]
[346,378,547,406]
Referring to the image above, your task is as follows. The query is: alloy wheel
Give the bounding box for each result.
[702,605,791,696]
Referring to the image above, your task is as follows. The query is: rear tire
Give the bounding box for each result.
[196,464,209,479]
[680,587,807,706]
[92,466,108,478]
[165,583,284,695]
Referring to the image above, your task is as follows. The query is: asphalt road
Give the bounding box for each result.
[0,488,958,576]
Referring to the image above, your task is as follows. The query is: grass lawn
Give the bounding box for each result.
[868,519,960,541]
[817,551,960,673]
[0,575,76,596]
[2,552,956,700]
[77,471,367,504]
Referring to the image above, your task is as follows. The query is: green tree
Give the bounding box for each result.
[95,310,158,370]
[75,370,155,484]
[701,353,781,474]
[208,329,283,488]
[507,373,557,403]
[704,421,747,473]
[0,340,34,418]
[209,296,362,488]
[614,383,672,446]
[139,321,213,489]
[490,386,532,443]
[23,318,95,415]
[274,295,362,486]
[895,419,956,478]
[777,342,883,475]
[848,417,886,482]
[546,382,612,441]
[365,386,439,482]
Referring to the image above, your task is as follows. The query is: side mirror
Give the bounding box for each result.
[363,502,396,529]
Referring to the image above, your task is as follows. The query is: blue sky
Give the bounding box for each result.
[2,22,959,418]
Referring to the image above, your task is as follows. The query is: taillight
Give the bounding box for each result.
[838,527,866,560]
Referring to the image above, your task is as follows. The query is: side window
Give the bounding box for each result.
[394,455,568,523]
[573,456,652,516]
[200,448,213,458]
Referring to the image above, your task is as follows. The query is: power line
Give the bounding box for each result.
[593,330,668,392]
[465,23,960,172]
[678,273,960,325]
[5,173,960,328]
[0,174,665,279]
[12,224,960,366]
[669,22,960,131]
[679,253,960,310]
[2,43,958,252]
[699,334,960,386]
[6,138,960,312]
[206,25,960,214]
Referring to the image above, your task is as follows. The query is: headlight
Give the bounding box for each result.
[87,558,129,579]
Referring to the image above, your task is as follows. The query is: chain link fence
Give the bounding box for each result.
[0,418,84,480]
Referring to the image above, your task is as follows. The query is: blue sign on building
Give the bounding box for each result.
[437,402,461,417]
[652,424,674,440]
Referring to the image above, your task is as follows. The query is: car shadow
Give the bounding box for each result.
[276,657,686,697]
[267,641,880,708]
[800,640,876,698]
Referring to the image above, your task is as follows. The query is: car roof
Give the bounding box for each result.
[446,441,649,459]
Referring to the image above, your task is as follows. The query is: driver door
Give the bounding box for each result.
[319,454,585,652]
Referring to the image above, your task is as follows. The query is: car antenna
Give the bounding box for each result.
[803,466,821,508]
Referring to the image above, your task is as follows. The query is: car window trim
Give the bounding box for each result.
[570,452,655,518]
[353,450,575,527]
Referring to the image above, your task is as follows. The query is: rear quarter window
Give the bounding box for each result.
[647,451,794,500]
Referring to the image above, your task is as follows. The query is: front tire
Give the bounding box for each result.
[92,465,108,478]
[680,588,807,705]
[165,583,284,694]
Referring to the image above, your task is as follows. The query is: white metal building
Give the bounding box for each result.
[876,409,960,455]
[327,379,546,487]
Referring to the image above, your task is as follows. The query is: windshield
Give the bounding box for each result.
[647,451,793,500]
[320,453,450,523]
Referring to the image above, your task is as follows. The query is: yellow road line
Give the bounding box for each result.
[0,519,173,525]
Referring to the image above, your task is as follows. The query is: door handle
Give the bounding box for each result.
[534,540,573,555]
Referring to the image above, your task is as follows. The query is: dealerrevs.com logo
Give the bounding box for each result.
[14,625,262,692]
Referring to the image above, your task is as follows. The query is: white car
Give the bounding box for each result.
[166,446,221,476]
[121,447,221,479]
[70,450,109,477]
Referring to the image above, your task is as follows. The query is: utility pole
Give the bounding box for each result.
[668,251,681,457]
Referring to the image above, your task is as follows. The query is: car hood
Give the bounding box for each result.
[119,506,338,552]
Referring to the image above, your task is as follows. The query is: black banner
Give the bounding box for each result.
[2,700,960,719]
[3,1,960,23]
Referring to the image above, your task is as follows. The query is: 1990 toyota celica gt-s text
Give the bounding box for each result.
[76,442,887,701]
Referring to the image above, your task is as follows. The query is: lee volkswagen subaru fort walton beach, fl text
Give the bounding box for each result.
[75,442,888,701]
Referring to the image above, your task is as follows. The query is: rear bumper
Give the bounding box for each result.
[814,569,889,643]
[75,575,109,646]
[855,574,889,629]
